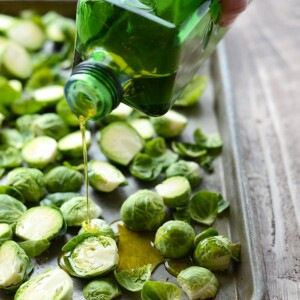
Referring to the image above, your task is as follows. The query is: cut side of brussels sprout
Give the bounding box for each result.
[129,118,155,140]
[32,85,65,106]
[150,110,187,138]
[155,176,191,208]
[58,130,91,158]
[62,235,119,278]
[22,136,57,169]
[14,269,73,300]
[0,223,13,245]
[0,240,33,291]
[99,122,144,166]
[83,277,121,300]
[16,206,65,241]
[104,103,133,123]
[7,20,45,51]
[60,196,102,227]
[177,266,219,300]
[88,160,126,192]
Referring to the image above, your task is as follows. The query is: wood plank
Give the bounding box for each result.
[224,0,300,298]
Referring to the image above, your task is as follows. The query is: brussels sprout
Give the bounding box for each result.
[15,206,66,241]
[114,264,151,292]
[32,85,65,106]
[14,269,73,300]
[103,103,133,123]
[129,153,163,181]
[154,220,195,259]
[60,196,102,226]
[31,113,69,140]
[194,228,219,246]
[7,168,46,203]
[189,190,219,226]
[193,236,241,271]
[40,192,81,207]
[177,266,219,300]
[0,147,22,168]
[120,190,165,231]
[0,241,33,291]
[12,98,43,115]
[15,114,39,141]
[79,219,117,240]
[141,281,182,300]
[174,75,208,107]
[21,136,57,169]
[0,195,27,226]
[155,176,191,208]
[151,110,187,138]
[25,67,54,90]
[58,130,91,158]
[56,99,79,127]
[165,160,202,188]
[99,122,144,166]
[61,234,119,278]
[83,278,121,300]
[18,239,51,257]
[173,208,192,224]
[45,166,83,193]
[0,128,24,149]
[129,118,155,140]
[0,223,13,245]
[88,160,126,192]
[0,76,21,105]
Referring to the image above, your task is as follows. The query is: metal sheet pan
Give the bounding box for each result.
[0,2,266,299]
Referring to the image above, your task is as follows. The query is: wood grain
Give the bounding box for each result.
[224,0,300,298]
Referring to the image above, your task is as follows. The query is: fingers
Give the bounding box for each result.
[219,0,248,27]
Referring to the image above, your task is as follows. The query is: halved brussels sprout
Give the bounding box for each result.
[88,160,126,192]
[14,268,73,300]
[7,167,46,203]
[103,103,133,123]
[0,240,33,291]
[40,192,81,207]
[0,223,13,245]
[177,266,219,300]
[141,280,182,300]
[129,118,155,140]
[45,166,83,193]
[21,136,57,169]
[83,278,121,300]
[193,236,241,271]
[60,196,102,227]
[120,190,165,231]
[15,206,65,241]
[61,234,119,278]
[154,220,195,259]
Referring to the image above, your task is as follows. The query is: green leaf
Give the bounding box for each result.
[130,153,162,181]
[144,137,167,157]
[114,264,152,292]
[194,227,219,246]
[193,128,223,155]
[0,186,24,203]
[172,142,206,158]
[18,239,51,257]
[198,155,215,172]
[189,190,219,226]
[218,195,230,214]
[173,208,192,224]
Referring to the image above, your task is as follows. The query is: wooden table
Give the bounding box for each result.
[224,0,300,298]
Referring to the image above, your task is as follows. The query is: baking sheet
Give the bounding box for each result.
[0,2,266,299]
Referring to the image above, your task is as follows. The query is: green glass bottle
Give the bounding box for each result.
[65,0,226,119]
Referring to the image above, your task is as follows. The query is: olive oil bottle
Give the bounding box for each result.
[65,0,226,119]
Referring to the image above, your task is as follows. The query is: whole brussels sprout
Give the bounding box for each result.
[7,167,46,203]
[0,241,33,291]
[177,266,219,300]
[15,268,73,300]
[141,281,182,300]
[45,166,83,193]
[154,220,195,259]
[83,278,121,300]
[120,190,165,231]
[60,196,102,226]
[193,236,240,271]
[31,113,69,140]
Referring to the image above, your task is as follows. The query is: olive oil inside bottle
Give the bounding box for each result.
[79,116,91,227]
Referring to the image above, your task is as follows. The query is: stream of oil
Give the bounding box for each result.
[79,116,90,227]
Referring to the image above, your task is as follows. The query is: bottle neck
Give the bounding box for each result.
[64,62,122,120]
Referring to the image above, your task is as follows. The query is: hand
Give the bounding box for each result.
[219,0,248,27]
